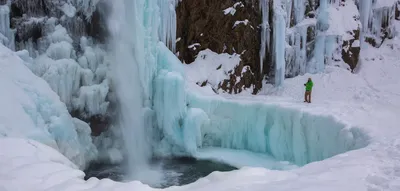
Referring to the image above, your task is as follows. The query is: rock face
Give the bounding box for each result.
[176,0,263,94]
[177,0,399,92]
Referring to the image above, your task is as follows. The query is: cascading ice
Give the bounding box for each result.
[0,5,14,50]
[272,0,286,86]
[158,0,178,52]
[259,0,270,76]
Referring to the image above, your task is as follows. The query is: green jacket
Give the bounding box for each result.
[305,81,313,91]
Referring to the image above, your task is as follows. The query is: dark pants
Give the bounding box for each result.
[304,90,312,103]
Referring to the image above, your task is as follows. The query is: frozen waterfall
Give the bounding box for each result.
[272,1,286,86]
[259,0,270,77]
[108,0,152,178]
[107,0,181,183]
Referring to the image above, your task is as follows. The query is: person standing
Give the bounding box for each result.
[304,78,313,103]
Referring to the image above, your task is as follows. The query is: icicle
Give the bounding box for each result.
[293,0,305,24]
[359,0,373,32]
[273,0,286,86]
[0,5,14,50]
[259,0,270,76]
[358,0,373,49]
[157,0,177,52]
[311,0,329,73]
[285,0,292,28]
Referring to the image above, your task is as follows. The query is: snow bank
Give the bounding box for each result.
[0,44,97,169]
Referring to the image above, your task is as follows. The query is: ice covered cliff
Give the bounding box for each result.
[0,42,97,169]
[176,0,399,92]
[9,0,111,134]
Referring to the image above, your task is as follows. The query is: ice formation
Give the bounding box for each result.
[0,4,14,50]
[23,22,110,118]
[101,0,368,169]
[272,0,286,86]
[0,43,97,169]
[158,0,178,52]
[258,0,398,85]
[259,0,270,76]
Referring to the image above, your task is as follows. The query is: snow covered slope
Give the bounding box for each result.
[0,43,97,169]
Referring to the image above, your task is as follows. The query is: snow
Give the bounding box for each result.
[325,1,360,39]
[188,43,200,50]
[233,19,249,28]
[223,2,244,16]
[183,49,241,92]
[0,44,97,169]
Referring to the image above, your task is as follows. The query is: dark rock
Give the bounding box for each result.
[176,0,263,94]
[342,29,361,72]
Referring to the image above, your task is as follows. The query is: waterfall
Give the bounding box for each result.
[107,0,180,185]
[108,0,151,176]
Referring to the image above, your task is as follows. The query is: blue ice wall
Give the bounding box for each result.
[186,93,369,166]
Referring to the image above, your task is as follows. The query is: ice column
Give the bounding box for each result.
[0,5,14,50]
[259,0,270,76]
[273,1,286,86]
[358,0,372,49]
[286,0,308,77]
[158,0,178,52]
[293,0,305,24]
[313,0,329,73]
